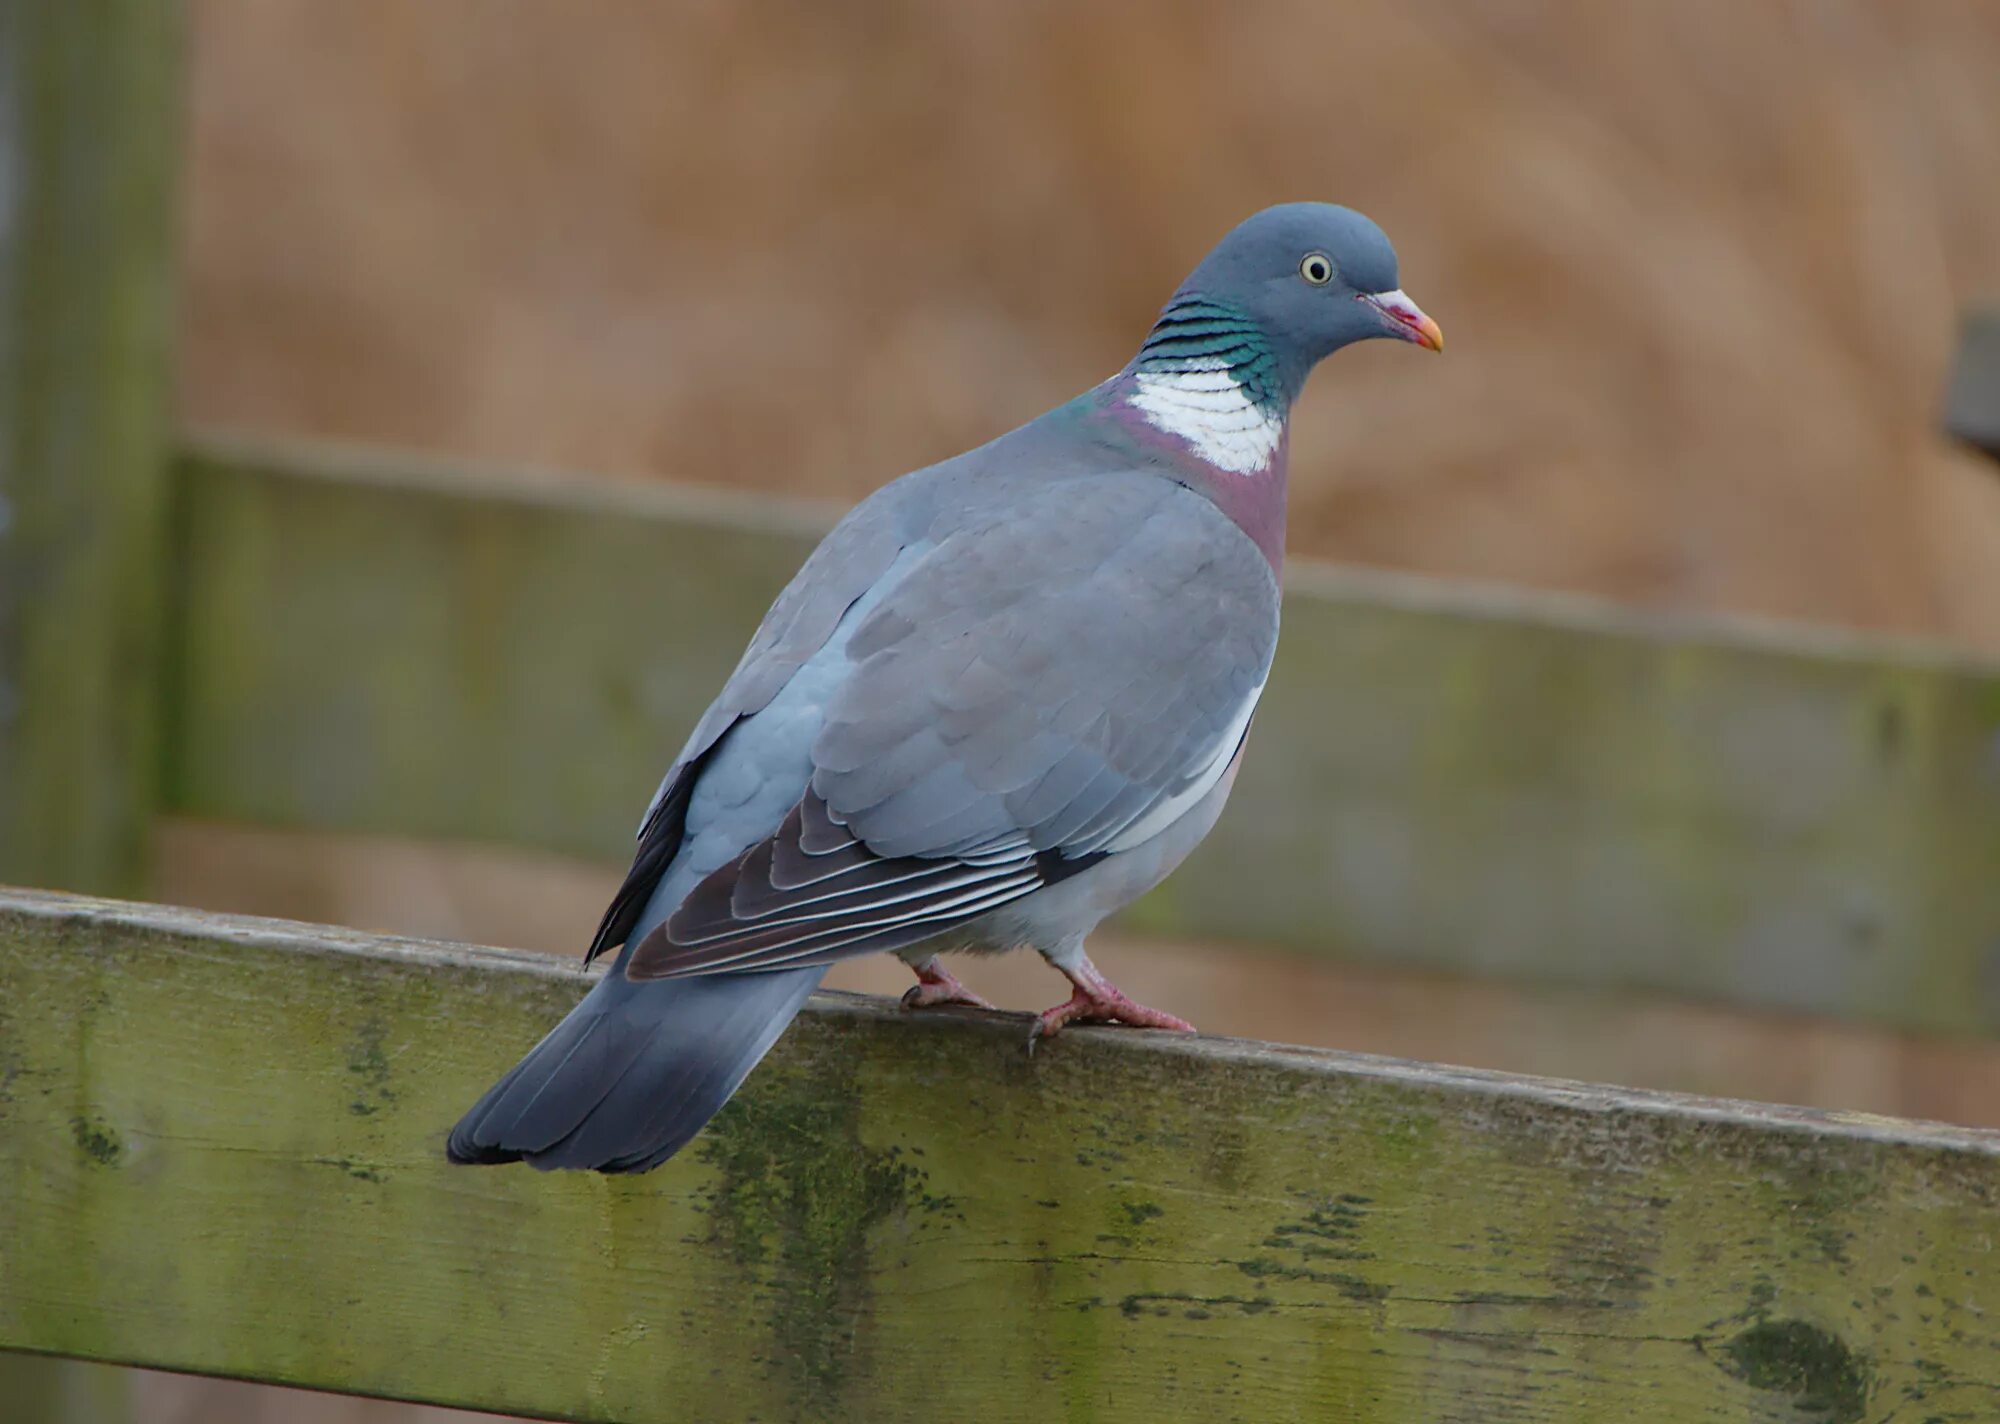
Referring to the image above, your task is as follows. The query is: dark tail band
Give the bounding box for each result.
[447,964,825,1173]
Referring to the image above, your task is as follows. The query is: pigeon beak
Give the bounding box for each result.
[1360,289,1444,352]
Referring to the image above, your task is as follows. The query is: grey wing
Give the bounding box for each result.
[584,493,912,961]
[627,474,1278,979]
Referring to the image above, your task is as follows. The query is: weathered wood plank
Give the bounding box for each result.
[166,435,2000,1035]
[0,14,180,1414]
[0,0,181,896]
[1947,306,2000,462]
[166,435,834,874]
[3,889,1998,1422]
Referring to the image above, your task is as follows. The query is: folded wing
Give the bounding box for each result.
[628,474,1277,980]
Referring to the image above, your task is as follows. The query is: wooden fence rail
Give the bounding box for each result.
[168,434,2000,1035]
[6,887,2000,1422]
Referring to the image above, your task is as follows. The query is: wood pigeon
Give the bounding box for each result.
[448,203,1442,1172]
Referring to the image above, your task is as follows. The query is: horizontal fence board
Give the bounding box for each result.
[167,435,2000,1033]
[4,891,2000,1421]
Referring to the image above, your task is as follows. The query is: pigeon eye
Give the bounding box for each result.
[1299,253,1334,285]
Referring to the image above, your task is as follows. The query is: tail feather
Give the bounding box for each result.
[447,965,825,1173]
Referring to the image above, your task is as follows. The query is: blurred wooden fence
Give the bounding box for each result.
[172,434,2000,1033]
[6,5,2000,1421]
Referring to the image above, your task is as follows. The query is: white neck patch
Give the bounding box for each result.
[1126,359,1284,475]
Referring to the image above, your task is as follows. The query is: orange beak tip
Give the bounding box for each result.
[1364,290,1444,353]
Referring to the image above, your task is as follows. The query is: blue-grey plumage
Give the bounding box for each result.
[446,203,1441,1172]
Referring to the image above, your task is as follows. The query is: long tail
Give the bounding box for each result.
[446,964,825,1173]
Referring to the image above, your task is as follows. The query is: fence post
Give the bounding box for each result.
[0,0,183,895]
[0,3,181,1420]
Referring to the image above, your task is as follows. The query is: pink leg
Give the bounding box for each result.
[900,957,995,1011]
[1031,953,1195,1047]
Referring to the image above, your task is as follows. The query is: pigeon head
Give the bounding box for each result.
[1099,204,1440,561]
[1112,203,1440,485]
[1142,202,1441,386]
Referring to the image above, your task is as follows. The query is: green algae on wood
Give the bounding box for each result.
[5,890,2000,1423]
[167,434,2000,1033]
[0,10,180,1415]
[0,0,182,898]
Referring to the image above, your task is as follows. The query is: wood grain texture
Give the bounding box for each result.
[166,435,2000,1034]
[3,888,2000,1423]
[0,0,181,896]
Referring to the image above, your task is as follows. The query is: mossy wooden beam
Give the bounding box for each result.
[5,889,2000,1421]
[0,0,182,896]
[166,435,2000,1035]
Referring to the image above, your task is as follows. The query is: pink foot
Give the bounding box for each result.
[900,958,995,1011]
[1030,956,1195,1050]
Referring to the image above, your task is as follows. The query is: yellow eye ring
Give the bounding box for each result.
[1300,252,1334,285]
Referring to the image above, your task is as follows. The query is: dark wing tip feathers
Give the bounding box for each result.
[584,728,737,965]
[624,788,1070,981]
[445,1132,521,1166]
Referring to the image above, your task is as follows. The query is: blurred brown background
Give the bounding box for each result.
[126,3,2000,1418]
[183,1,2000,647]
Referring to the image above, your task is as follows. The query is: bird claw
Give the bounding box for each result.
[900,960,995,1012]
[1026,976,1196,1054]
